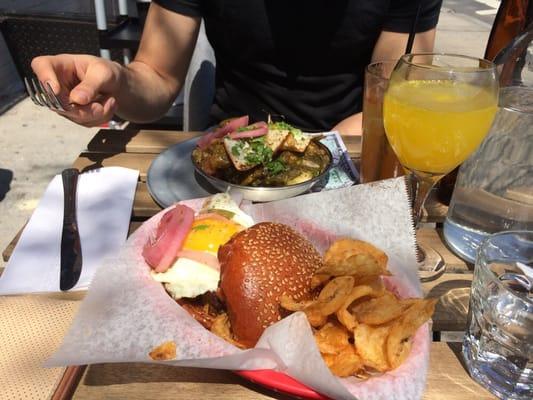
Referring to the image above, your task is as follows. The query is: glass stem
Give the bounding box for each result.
[408,173,438,229]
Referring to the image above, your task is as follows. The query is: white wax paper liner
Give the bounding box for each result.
[46,177,430,400]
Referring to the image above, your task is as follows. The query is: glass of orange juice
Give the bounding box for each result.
[383,54,498,279]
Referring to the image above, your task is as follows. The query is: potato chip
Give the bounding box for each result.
[351,292,410,325]
[323,345,364,377]
[308,276,355,316]
[311,273,331,290]
[399,298,422,308]
[317,253,380,278]
[314,321,351,355]
[323,239,388,271]
[356,276,386,293]
[386,298,437,369]
[149,341,177,360]
[322,352,337,368]
[279,293,314,312]
[353,323,391,372]
[336,284,377,331]
[305,308,328,328]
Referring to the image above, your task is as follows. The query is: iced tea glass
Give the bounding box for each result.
[463,230,533,400]
[360,61,403,183]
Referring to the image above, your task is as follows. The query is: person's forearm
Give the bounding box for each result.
[114,60,180,123]
[333,112,362,136]
[113,4,200,123]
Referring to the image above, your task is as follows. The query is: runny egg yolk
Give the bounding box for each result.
[182,218,242,254]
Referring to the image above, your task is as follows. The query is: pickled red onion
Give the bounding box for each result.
[142,205,194,273]
[228,122,268,139]
[197,115,249,149]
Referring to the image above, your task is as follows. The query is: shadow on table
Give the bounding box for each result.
[86,129,139,154]
[0,168,13,201]
[76,129,141,173]
[82,363,295,399]
[427,278,472,332]
[446,342,470,373]
[436,229,475,272]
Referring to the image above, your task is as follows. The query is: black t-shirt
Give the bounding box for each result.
[154,0,442,131]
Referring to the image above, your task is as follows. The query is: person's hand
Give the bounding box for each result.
[31,54,121,127]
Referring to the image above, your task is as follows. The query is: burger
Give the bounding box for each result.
[142,198,322,347]
[218,222,322,347]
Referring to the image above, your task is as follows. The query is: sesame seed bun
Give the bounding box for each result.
[218,222,322,347]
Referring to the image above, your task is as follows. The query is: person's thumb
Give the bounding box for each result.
[70,61,118,105]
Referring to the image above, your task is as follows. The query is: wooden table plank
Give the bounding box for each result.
[87,129,202,154]
[424,342,495,400]
[73,365,292,400]
[421,189,449,224]
[423,273,472,333]
[128,221,144,236]
[73,152,154,182]
[342,135,361,159]
[2,223,23,262]
[87,129,362,158]
[86,129,362,158]
[133,182,161,218]
[418,228,472,273]
[71,342,494,400]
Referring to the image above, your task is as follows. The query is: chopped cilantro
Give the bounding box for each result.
[244,136,273,164]
[192,224,210,231]
[268,121,303,138]
[265,160,287,175]
[231,141,244,156]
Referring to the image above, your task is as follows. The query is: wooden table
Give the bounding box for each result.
[2,129,495,400]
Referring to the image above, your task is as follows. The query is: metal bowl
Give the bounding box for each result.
[192,141,333,202]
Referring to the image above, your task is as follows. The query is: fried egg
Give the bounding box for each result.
[151,196,252,299]
[152,257,220,299]
[183,218,242,254]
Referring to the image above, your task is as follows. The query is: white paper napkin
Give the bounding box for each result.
[0,167,139,294]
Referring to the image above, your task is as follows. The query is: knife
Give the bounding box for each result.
[60,168,82,291]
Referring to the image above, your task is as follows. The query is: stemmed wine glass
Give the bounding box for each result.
[383,53,499,281]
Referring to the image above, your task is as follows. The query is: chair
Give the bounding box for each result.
[183,20,216,131]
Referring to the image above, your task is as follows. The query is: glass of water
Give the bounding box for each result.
[463,231,533,399]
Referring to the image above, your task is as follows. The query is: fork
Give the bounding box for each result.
[23,76,67,112]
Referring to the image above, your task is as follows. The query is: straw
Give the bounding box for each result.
[405,1,423,54]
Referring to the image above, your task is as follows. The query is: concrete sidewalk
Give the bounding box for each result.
[434,5,492,57]
[0,4,493,270]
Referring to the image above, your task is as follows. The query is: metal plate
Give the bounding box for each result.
[148,137,333,206]
[146,137,218,208]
